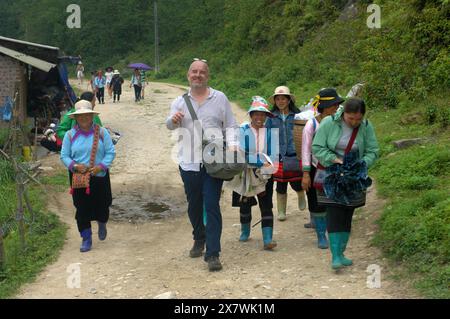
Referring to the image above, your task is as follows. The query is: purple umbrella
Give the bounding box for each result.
[127,63,153,71]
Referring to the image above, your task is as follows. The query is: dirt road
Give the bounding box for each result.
[17,81,417,299]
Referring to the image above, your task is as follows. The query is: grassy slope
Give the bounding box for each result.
[0,163,68,298]
[369,106,450,298]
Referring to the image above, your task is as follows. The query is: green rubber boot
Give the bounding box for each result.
[296,190,307,211]
[239,223,251,242]
[277,193,287,221]
[313,216,329,249]
[339,232,353,266]
[262,227,277,250]
[328,233,343,270]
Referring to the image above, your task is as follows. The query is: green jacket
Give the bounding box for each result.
[56,108,103,139]
[312,107,379,168]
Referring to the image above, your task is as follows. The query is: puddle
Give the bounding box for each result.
[110,193,182,223]
[142,202,170,214]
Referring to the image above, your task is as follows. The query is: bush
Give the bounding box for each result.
[240,79,260,89]
[426,104,438,124]
[438,106,449,128]
[0,128,9,148]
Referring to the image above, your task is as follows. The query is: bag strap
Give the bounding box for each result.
[183,93,206,145]
[89,125,100,167]
[183,93,198,121]
[317,127,359,170]
[345,127,359,155]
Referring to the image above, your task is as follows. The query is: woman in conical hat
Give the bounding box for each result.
[301,88,343,249]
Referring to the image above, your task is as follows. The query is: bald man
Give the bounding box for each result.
[166,59,238,272]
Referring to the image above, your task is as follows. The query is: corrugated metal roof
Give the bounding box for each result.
[0,35,59,51]
[0,45,56,72]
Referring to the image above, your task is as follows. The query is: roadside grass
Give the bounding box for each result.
[0,159,67,298]
[370,106,450,299]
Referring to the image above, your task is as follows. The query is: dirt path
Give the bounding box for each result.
[17,81,417,299]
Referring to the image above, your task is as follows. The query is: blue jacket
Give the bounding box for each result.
[266,110,297,158]
[239,123,273,168]
[60,125,116,177]
[94,76,106,89]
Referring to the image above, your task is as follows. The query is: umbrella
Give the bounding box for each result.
[127,63,153,71]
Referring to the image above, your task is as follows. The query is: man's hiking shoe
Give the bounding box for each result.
[206,256,222,272]
[189,240,205,258]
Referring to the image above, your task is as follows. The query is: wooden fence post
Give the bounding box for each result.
[16,175,26,251]
[0,228,5,270]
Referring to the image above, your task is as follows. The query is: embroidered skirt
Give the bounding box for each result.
[273,161,302,183]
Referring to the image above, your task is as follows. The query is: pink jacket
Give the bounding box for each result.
[302,118,319,172]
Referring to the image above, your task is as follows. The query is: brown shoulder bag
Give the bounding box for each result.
[71,125,100,195]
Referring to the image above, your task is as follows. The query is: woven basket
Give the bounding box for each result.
[293,119,307,160]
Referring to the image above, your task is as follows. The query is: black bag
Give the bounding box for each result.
[316,188,367,208]
[202,139,245,181]
[282,155,301,172]
[183,94,245,181]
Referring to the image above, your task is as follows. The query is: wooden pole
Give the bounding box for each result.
[33,118,38,162]
[15,168,26,251]
[154,0,160,74]
[23,188,34,220]
[0,227,5,270]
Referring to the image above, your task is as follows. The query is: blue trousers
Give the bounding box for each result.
[179,166,224,259]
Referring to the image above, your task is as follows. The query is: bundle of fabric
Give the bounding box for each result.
[228,165,271,198]
[324,151,372,205]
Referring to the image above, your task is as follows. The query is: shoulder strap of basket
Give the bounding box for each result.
[89,125,100,167]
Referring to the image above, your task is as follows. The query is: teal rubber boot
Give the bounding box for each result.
[304,213,316,228]
[328,233,343,270]
[339,232,353,266]
[313,216,329,249]
[262,227,277,250]
[203,205,207,226]
[239,223,251,242]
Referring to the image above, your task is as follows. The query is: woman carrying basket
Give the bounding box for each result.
[266,86,307,221]
[301,88,342,249]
